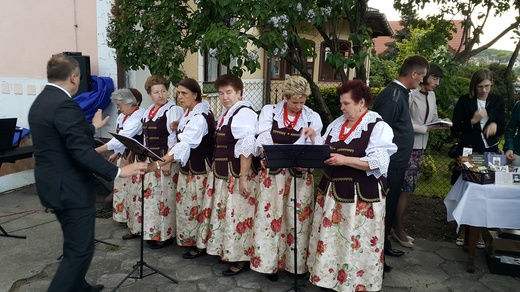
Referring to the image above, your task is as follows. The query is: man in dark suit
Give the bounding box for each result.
[28,53,147,292]
[372,55,429,272]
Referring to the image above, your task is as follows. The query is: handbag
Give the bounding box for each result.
[448,143,462,159]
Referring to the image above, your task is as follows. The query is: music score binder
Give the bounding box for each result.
[262,144,331,169]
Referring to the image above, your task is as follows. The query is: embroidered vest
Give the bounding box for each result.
[268,115,309,178]
[317,118,388,203]
[212,105,253,180]
[142,112,169,160]
[178,111,216,175]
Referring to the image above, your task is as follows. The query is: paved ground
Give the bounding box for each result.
[1,184,519,292]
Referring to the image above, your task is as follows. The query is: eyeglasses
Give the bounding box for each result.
[477,84,492,90]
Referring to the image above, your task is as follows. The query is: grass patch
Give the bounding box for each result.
[414,151,453,198]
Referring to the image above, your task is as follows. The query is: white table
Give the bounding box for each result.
[444,176,520,272]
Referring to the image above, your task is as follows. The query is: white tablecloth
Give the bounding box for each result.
[444,176,520,229]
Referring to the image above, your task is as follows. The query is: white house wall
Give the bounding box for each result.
[0,0,117,191]
[0,0,117,131]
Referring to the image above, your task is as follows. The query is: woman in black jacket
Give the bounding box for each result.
[450,68,505,248]
[451,68,505,184]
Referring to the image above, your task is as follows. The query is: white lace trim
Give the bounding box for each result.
[256,132,273,149]
[327,111,381,143]
[272,100,316,131]
[235,135,258,158]
[217,100,254,128]
[360,149,389,179]
[143,100,177,122]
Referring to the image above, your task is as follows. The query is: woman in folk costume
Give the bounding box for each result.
[305,80,397,292]
[251,76,323,282]
[95,88,145,229]
[127,75,184,249]
[201,74,259,276]
[147,78,215,257]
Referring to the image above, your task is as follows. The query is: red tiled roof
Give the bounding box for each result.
[373,20,467,55]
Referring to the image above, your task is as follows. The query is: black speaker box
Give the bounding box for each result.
[62,52,92,96]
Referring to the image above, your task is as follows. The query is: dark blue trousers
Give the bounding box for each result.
[384,167,406,251]
[48,205,95,292]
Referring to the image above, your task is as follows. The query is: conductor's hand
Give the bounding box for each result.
[506,150,515,161]
[92,109,110,130]
[108,153,119,163]
[119,162,148,178]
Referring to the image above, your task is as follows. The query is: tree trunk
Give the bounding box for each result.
[506,41,520,111]
[309,82,333,125]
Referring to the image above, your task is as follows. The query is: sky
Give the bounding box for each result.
[368,0,518,51]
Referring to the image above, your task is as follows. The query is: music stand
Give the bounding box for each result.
[109,133,178,291]
[262,144,330,292]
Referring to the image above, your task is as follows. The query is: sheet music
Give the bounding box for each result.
[293,130,312,145]
[423,119,453,126]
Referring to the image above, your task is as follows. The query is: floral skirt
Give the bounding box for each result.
[126,162,180,241]
[175,165,210,247]
[112,157,132,223]
[250,169,314,274]
[307,185,385,292]
[202,169,258,262]
[401,149,425,193]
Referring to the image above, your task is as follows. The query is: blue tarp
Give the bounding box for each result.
[12,127,30,146]
[73,75,114,123]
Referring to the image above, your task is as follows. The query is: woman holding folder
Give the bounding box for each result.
[305,80,396,292]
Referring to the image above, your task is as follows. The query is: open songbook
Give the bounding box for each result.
[423,119,452,126]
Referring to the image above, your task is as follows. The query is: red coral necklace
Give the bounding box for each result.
[339,110,368,141]
[218,109,229,127]
[283,103,302,130]
[148,104,164,120]
[122,107,139,124]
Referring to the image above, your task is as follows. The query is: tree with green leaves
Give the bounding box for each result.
[393,0,520,103]
[394,0,520,63]
[108,0,376,124]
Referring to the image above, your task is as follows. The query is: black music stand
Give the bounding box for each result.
[109,133,178,291]
[262,144,330,292]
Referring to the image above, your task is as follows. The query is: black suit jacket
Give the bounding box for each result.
[28,85,118,209]
[451,93,505,152]
[372,81,413,168]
